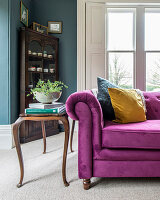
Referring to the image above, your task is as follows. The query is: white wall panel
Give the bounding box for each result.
[86,2,105,89]
[86,53,105,89]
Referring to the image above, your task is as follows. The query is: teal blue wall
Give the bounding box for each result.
[10,0,32,123]
[32,0,77,102]
[0,0,32,124]
[0,0,77,124]
[0,0,9,124]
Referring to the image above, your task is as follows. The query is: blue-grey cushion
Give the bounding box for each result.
[97,77,119,120]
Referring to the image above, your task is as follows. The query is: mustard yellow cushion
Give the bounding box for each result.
[108,88,146,124]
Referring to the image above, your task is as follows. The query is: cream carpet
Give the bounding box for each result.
[0,132,160,200]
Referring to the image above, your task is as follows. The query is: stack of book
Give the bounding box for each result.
[25,102,66,114]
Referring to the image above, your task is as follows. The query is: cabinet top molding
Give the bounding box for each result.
[21,27,59,41]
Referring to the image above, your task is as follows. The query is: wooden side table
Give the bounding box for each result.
[13,113,70,188]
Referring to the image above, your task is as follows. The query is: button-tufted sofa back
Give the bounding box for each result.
[143,92,160,120]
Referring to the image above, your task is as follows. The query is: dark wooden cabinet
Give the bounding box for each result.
[19,27,59,143]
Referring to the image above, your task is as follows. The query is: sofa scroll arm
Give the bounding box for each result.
[66,90,104,127]
[66,90,104,181]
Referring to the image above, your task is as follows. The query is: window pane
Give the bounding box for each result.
[108,53,133,88]
[145,9,160,50]
[146,53,160,91]
[107,8,135,51]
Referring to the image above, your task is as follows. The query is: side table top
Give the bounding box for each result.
[20,112,67,117]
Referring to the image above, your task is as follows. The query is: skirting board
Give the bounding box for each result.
[0,125,12,150]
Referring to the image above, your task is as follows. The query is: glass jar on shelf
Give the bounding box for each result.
[28,82,33,89]
[37,65,43,72]
[49,64,55,73]
[28,65,36,72]
[43,51,48,58]
[43,64,49,73]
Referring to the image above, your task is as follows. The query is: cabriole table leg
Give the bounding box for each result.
[13,117,24,188]
[41,121,46,154]
[61,115,70,186]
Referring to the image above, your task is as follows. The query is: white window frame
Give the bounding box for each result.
[105,4,160,91]
[145,8,160,91]
[106,7,136,88]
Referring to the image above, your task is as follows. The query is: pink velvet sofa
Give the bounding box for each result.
[66,90,160,190]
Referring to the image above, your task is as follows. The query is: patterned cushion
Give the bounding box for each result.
[97,77,119,120]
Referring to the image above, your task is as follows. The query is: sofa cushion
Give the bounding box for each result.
[102,120,160,149]
[108,88,146,123]
[97,77,119,120]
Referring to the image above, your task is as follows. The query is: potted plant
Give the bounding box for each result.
[27,79,68,104]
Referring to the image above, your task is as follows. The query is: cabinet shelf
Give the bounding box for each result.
[28,71,43,73]
[28,71,55,75]
[28,55,42,61]
[43,57,54,61]
[28,54,54,61]
[43,72,55,75]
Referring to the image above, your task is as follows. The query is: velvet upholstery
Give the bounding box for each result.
[66,90,104,127]
[66,90,160,180]
[66,91,104,179]
[94,148,160,161]
[143,92,160,120]
[75,102,92,179]
[102,120,160,149]
[108,88,146,123]
[93,161,160,177]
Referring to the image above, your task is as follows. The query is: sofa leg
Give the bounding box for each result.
[83,179,91,190]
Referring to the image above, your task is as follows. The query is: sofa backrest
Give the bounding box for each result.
[143,92,160,120]
[91,89,160,120]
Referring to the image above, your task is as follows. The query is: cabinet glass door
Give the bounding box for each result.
[28,40,43,89]
[43,44,56,82]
